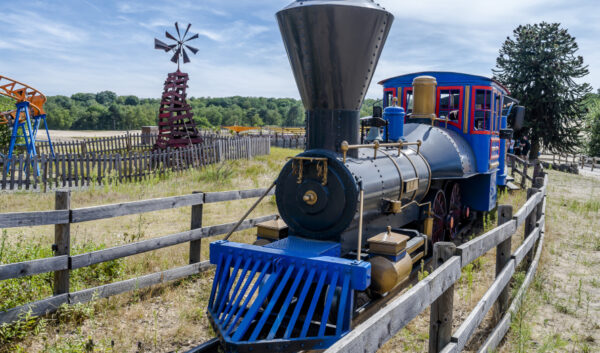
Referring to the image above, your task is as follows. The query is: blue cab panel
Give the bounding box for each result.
[380,71,514,210]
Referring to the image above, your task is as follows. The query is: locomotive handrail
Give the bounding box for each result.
[326,169,547,353]
[340,140,422,163]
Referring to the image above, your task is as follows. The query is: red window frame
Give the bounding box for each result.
[492,92,502,134]
[403,87,413,114]
[436,86,463,129]
[470,86,493,135]
[383,87,396,108]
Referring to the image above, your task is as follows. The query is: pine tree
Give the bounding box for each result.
[494,22,591,159]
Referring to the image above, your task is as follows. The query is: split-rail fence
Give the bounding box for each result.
[1,160,547,353]
[0,186,277,325]
[327,163,547,353]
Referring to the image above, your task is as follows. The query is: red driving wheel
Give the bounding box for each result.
[431,190,447,243]
[447,183,462,239]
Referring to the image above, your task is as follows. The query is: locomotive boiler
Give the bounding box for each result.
[207,1,522,352]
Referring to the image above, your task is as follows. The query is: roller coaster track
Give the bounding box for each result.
[0,75,46,124]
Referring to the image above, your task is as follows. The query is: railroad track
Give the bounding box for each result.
[184,338,221,353]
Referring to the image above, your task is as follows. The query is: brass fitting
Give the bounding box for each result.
[411,76,437,122]
[341,141,349,163]
[302,190,318,205]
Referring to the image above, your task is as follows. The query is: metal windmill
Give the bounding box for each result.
[153,22,203,149]
[154,22,199,70]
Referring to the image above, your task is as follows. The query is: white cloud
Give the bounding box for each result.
[1,0,598,100]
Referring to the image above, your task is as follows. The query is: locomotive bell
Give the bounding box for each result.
[365,127,383,143]
[277,0,394,154]
[411,76,438,121]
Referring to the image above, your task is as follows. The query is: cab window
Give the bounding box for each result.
[405,90,413,114]
[439,89,461,121]
[474,89,492,130]
[384,90,394,108]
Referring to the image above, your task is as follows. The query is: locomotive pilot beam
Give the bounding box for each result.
[206,1,525,352]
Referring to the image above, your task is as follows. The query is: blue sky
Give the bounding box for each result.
[1,0,599,99]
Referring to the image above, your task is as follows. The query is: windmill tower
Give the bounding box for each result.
[153,23,202,149]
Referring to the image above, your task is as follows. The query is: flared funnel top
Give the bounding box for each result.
[277,0,394,112]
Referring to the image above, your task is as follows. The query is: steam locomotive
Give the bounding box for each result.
[207,1,524,352]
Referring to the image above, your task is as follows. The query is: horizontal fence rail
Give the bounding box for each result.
[0,186,276,325]
[0,137,270,191]
[327,163,547,353]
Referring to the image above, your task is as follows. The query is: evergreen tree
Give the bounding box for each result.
[586,95,600,156]
[494,22,591,158]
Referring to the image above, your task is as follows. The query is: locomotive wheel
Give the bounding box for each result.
[430,189,447,243]
[447,183,462,239]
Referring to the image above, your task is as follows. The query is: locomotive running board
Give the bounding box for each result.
[207,237,371,353]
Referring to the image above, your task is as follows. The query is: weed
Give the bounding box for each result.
[417,259,429,281]
[577,278,583,307]
[55,301,95,326]
[197,162,235,185]
[554,300,574,315]
[460,263,475,301]
[537,333,568,352]
[0,310,47,349]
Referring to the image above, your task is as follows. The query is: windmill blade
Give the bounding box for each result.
[183,23,191,39]
[168,44,177,50]
[165,31,178,41]
[185,45,199,55]
[184,33,199,42]
[175,22,181,40]
[170,47,181,63]
[182,48,191,63]
[154,38,171,51]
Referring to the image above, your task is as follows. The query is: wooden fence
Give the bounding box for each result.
[36,133,158,155]
[326,164,547,353]
[0,187,278,325]
[0,137,270,191]
[539,151,600,170]
[507,153,539,189]
[271,134,305,149]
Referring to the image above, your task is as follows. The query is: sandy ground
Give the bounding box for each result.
[579,165,600,180]
[44,130,142,142]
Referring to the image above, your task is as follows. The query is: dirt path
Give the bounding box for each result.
[44,130,141,142]
[500,170,600,352]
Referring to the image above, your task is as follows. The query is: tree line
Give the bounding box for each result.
[43,93,307,130]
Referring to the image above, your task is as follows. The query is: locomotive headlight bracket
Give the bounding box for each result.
[288,156,328,186]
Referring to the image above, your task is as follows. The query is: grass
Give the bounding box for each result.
[2,154,598,352]
[0,147,300,352]
[501,169,600,353]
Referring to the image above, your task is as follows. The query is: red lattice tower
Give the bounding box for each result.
[155,71,202,149]
[153,22,202,149]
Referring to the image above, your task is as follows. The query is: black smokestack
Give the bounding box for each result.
[277,0,393,154]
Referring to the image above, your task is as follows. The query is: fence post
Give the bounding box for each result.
[218,140,223,162]
[428,242,456,353]
[189,191,204,264]
[247,138,251,160]
[534,176,544,218]
[54,190,71,295]
[493,205,513,323]
[521,160,527,188]
[524,186,539,264]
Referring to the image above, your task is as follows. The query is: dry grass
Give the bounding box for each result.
[0,147,300,353]
[3,158,596,352]
[499,170,600,353]
[379,186,528,352]
[380,169,600,353]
